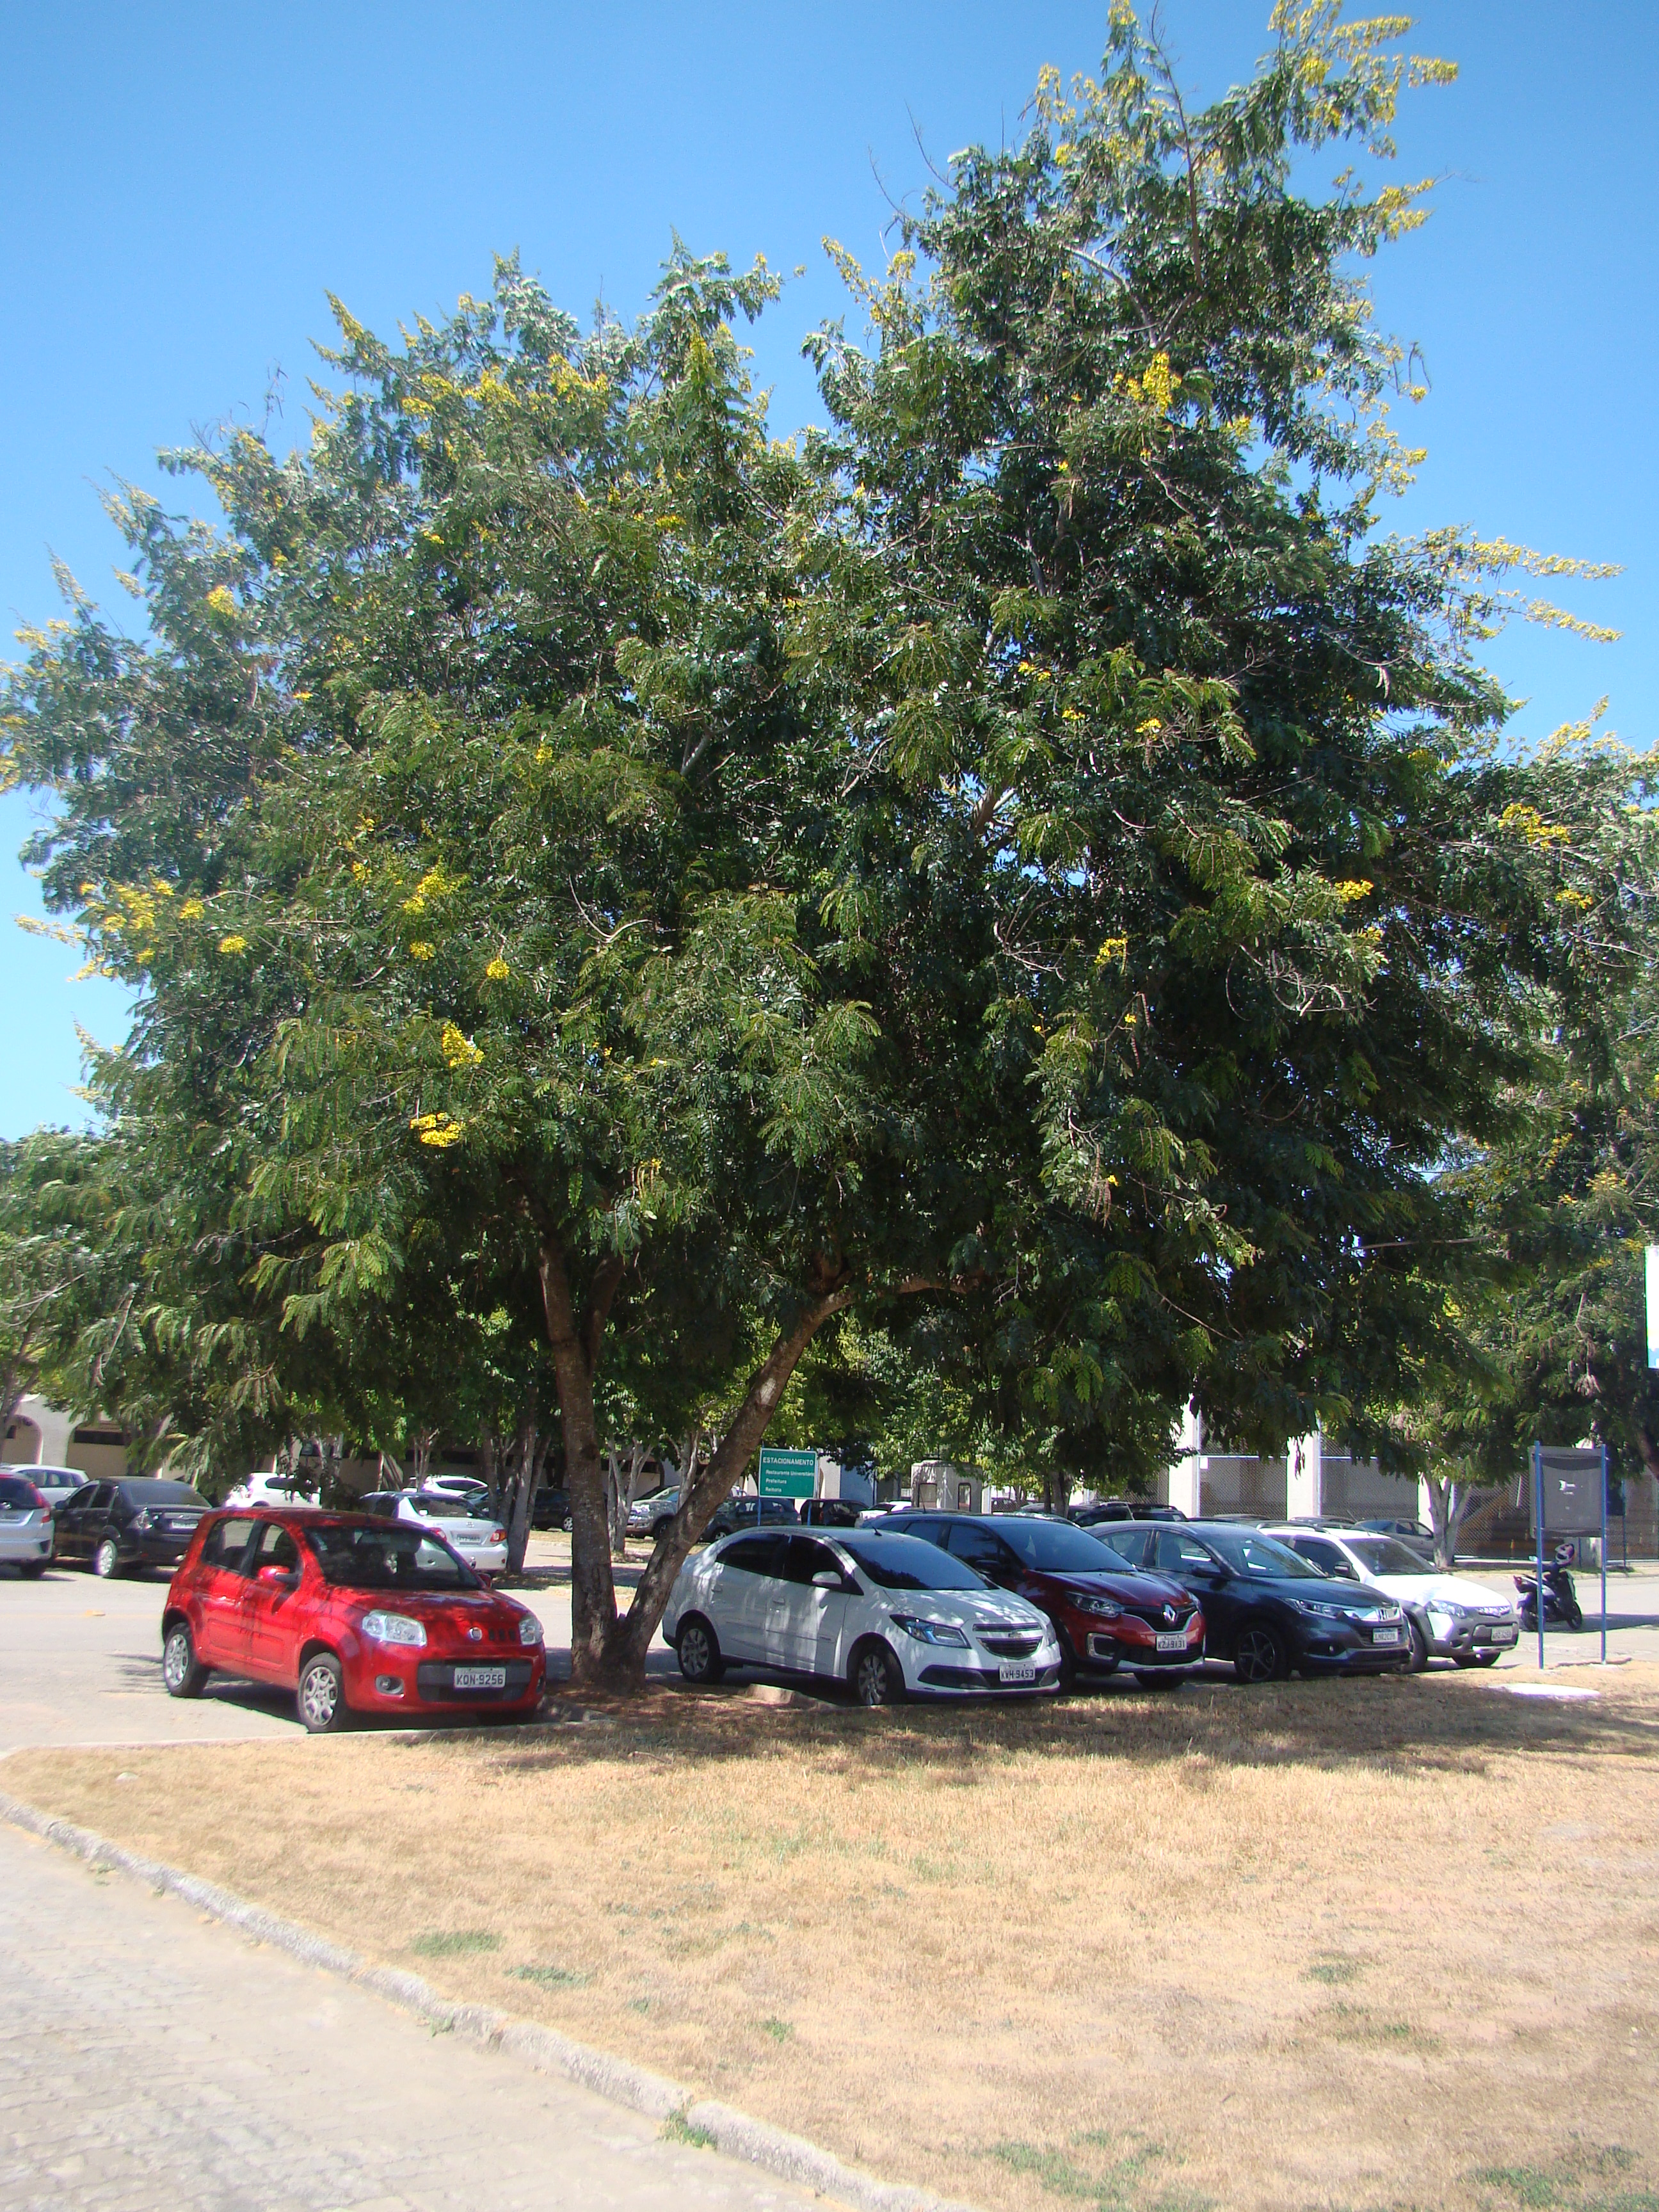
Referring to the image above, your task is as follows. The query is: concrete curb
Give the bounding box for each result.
[0,1786,980,2212]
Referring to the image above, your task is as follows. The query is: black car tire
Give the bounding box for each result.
[1232,1621,1289,1685]
[92,1536,123,1580]
[1134,1669,1185,1690]
[162,1622,211,1698]
[1406,1617,1431,1672]
[1454,1650,1502,1668]
[296,1651,351,1733]
[20,1560,47,1579]
[562,1514,573,1534]
[850,1638,905,1706]
[1053,1622,1080,1691]
[651,1517,675,1542]
[675,1615,725,1685]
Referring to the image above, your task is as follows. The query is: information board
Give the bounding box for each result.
[757,1447,817,1500]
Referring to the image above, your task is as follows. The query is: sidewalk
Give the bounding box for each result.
[0,1818,822,2212]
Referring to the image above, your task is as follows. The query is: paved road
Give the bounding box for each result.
[0,1819,822,2212]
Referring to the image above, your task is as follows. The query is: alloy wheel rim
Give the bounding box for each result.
[1238,1630,1277,1681]
[301,1666,337,1725]
[164,1633,188,1687]
[857,1653,888,1704]
[682,1628,709,1676]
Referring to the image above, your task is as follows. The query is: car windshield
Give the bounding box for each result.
[0,1477,42,1507]
[1346,1535,1436,1576]
[998,1518,1134,1573]
[305,1523,477,1590]
[1206,1530,1321,1578]
[121,1480,210,1508]
[840,1534,986,1592]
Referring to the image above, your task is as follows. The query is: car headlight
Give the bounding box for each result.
[1290,1598,1351,1621]
[890,1614,970,1647]
[1075,1595,1123,1619]
[517,1613,544,1646]
[361,1610,427,1648]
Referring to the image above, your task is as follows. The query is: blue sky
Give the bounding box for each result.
[3,0,1654,1137]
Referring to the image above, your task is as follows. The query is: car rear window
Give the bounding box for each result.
[1346,1535,1434,1576]
[119,1480,210,1508]
[305,1523,478,1590]
[839,1534,986,1592]
[408,1495,475,1519]
[0,1477,42,1507]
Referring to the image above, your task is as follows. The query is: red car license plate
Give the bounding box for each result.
[1155,1632,1187,1652]
[453,1665,507,1690]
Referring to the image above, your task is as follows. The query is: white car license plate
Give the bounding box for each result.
[1155,1632,1187,1652]
[1489,1625,1518,1644]
[1372,1627,1402,1645]
[453,1665,506,1690]
[998,1662,1036,1685]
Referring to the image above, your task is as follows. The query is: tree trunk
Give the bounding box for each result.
[1425,1471,1492,1569]
[506,1415,537,1575]
[598,1286,856,1690]
[536,1232,625,1687]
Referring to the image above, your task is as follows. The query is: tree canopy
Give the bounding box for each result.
[4,1,1653,1683]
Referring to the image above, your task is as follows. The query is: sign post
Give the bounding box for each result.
[1532,1441,1545,1672]
[1646,1246,1659,1372]
[1600,1443,1609,1667]
[757,1447,817,1517]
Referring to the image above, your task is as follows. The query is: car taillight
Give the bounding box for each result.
[490,1526,506,1544]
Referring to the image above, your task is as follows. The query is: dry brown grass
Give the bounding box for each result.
[9,1666,1659,2212]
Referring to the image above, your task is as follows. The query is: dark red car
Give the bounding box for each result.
[161,1508,547,1731]
[892,1511,1205,1687]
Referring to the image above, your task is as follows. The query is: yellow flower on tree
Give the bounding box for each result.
[485,956,511,981]
[408,941,435,961]
[409,1111,467,1150]
[218,934,249,955]
[440,1022,483,1070]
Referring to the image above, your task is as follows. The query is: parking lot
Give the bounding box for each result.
[3,1543,1658,1751]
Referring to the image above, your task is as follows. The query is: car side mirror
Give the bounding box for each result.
[811,1569,842,1589]
[1336,1560,1359,1580]
[257,1564,297,1589]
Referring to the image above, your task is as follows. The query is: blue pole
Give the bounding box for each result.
[1600,1442,1608,1667]
[1533,1441,1545,1672]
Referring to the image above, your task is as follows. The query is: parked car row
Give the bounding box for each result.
[661,1511,1516,1701]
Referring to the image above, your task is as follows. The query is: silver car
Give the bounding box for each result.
[0,1473,54,1577]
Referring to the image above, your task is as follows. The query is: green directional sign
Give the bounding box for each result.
[757,1447,817,1499]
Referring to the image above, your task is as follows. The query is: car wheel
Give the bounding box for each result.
[1454,1650,1502,1668]
[162,1622,210,1698]
[93,1537,123,1579]
[1053,1623,1080,1691]
[562,1515,573,1534]
[675,1615,725,1685]
[851,1639,904,1706]
[1232,1622,1288,1685]
[652,1518,675,1542]
[1406,1617,1431,1672]
[296,1651,351,1733]
[1134,1669,1185,1690]
[20,1560,47,1580]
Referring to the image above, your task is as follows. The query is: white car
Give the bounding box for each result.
[421,1474,492,1508]
[1,1462,83,1511]
[223,1470,322,1509]
[1265,1525,1519,1669]
[662,1525,1062,1704]
[368,1490,509,1577]
[0,1471,54,1576]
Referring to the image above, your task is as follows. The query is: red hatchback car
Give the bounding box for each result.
[161,1508,547,1731]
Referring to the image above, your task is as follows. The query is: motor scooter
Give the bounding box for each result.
[1515,1541,1583,1631]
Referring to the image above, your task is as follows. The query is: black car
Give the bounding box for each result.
[698,1495,801,1542]
[531,1487,573,1531]
[1103,1521,1411,1683]
[797,1498,863,1528]
[52,1477,212,1578]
